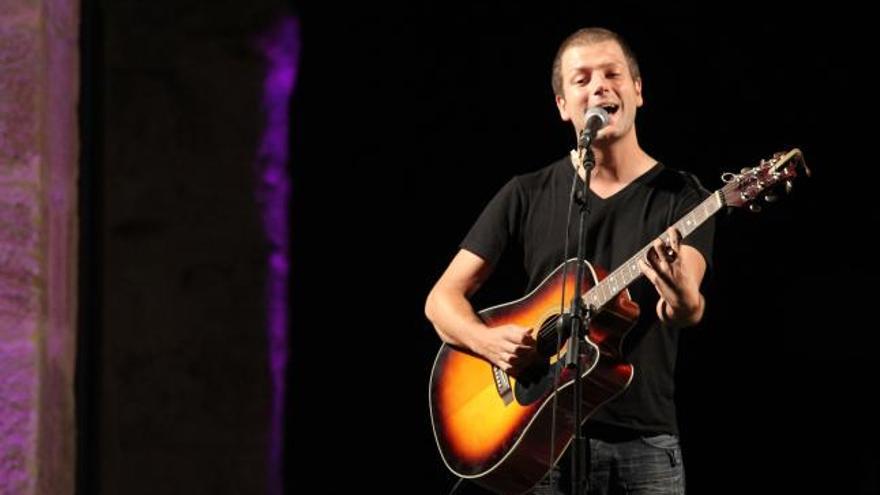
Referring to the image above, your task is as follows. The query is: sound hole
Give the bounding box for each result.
[536,313,567,357]
[513,314,566,405]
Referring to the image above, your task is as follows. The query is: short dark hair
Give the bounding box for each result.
[551,27,641,97]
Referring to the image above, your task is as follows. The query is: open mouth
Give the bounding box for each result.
[601,104,620,116]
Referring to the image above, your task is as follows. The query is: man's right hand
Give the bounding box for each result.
[472,324,537,375]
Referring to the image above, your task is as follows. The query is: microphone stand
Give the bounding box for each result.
[564,126,597,495]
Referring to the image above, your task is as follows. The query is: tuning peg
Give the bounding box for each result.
[785,181,793,194]
[748,203,762,213]
[764,193,778,203]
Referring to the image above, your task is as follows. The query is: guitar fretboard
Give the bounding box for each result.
[582,191,725,311]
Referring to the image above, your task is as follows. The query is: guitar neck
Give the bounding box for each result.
[582,191,725,311]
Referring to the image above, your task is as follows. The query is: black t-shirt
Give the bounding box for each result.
[460,155,715,435]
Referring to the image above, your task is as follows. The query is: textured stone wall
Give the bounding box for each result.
[0,0,79,493]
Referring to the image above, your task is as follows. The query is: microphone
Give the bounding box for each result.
[583,106,610,135]
[579,106,610,148]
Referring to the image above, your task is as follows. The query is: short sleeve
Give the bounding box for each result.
[460,177,525,266]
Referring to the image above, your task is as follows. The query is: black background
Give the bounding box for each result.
[291,3,879,494]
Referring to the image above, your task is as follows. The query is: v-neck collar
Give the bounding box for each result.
[587,162,663,202]
[564,153,663,203]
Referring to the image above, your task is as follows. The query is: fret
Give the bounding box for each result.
[581,192,724,313]
[573,157,794,317]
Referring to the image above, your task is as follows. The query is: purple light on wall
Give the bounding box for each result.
[256,16,299,495]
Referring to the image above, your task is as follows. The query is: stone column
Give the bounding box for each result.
[0,0,79,493]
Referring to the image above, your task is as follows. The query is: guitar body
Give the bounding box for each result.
[429,259,639,495]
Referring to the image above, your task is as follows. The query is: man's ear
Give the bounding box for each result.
[635,78,644,107]
[555,94,571,121]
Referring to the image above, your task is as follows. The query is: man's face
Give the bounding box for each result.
[555,40,643,143]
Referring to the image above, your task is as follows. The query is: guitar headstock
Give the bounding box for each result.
[720,148,809,211]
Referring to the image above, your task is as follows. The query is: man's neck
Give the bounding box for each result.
[588,132,653,184]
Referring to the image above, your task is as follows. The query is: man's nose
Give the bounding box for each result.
[590,76,608,96]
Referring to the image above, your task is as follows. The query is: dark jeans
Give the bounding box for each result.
[532,434,685,495]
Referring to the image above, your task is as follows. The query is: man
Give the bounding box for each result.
[425,27,714,494]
